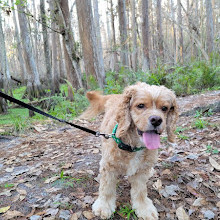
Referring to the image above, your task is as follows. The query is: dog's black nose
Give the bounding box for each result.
[149,116,162,127]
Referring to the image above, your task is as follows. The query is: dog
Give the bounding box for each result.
[80,82,178,220]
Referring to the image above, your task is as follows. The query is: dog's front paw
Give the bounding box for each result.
[134,198,158,220]
[92,198,115,219]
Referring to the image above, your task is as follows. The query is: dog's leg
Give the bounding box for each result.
[128,168,158,220]
[92,168,117,219]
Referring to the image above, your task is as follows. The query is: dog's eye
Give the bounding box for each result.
[170,106,174,111]
[162,106,168,112]
[137,104,145,109]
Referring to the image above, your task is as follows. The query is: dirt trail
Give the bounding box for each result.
[0,91,219,220]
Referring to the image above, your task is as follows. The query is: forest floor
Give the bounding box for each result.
[0,90,219,220]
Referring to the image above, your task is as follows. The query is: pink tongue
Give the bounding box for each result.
[143,132,160,150]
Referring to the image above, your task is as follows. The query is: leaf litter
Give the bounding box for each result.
[0,91,219,219]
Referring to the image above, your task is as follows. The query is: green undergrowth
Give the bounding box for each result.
[0,59,219,134]
[0,84,88,134]
[104,59,220,95]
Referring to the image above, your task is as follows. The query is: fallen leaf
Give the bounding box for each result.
[209,157,220,171]
[153,179,162,192]
[0,206,10,214]
[44,176,59,184]
[176,206,189,220]
[161,169,171,175]
[161,184,180,197]
[201,210,215,219]
[83,196,94,204]
[0,190,12,197]
[3,210,24,219]
[16,188,27,195]
[83,211,94,219]
[86,169,95,175]
[70,211,82,220]
[26,207,36,217]
[19,195,26,201]
[92,149,99,154]
[61,163,72,169]
[35,210,47,216]
[192,198,206,207]
[46,208,59,216]
[5,167,14,172]
[71,213,78,220]
[186,185,203,198]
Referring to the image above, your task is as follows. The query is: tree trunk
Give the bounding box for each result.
[0,8,12,95]
[58,34,66,83]
[17,0,44,99]
[206,0,214,55]
[93,0,105,80]
[142,0,150,71]
[118,0,129,67]
[56,0,83,97]
[131,0,138,71]
[106,6,111,50]
[40,0,52,87]
[32,0,39,72]
[170,0,177,64]
[76,0,105,88]
[49,0,60,94]
[11,0,27,84]
[177,0,184,63]
[110,0,118,71]
[156,0,164,60]
[0,95,8,114]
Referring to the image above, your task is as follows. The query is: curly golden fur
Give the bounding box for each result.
[80,82,179,220]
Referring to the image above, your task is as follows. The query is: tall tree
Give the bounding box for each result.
[0,8,12,95]
[206,0,214,55]
[58,34,66,83]
[142,0,150,71]
[110,0,118,71]
[56,0,83,100]
[0,8,9,113]
[170,0,177,64]
[49,0,60,94]
[32,0,39,71]
[93,0,105,79]
[40,0,52,87]
[156,0,164,60]
[76,0,105,88]
[118,0,129,67]
[131,0,138,71]
[11,0,27,83]
[17,0,44,99]
[177,0,183,63]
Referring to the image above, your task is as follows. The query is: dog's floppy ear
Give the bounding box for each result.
[166,92,179,143]
[115,87,135,138]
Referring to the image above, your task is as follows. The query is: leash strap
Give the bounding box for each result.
[0,91,105,137]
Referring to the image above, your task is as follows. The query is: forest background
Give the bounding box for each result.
[0,0,219,133]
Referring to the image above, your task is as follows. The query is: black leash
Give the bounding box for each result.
[0,91,111,139]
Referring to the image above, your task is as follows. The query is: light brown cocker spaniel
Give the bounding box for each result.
[81,82,179,220]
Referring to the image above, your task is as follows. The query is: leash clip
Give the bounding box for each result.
[96,131,112,139]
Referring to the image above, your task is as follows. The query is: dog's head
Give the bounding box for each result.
[116,82,178,149]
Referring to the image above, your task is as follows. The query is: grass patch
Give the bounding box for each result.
[206,145,219,154]
[0,108,28,125]
[194,119,208,129]
[118,204,137,220]
[0,84,89,134]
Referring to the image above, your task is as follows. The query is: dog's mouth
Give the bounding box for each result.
[137,129,161,150]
